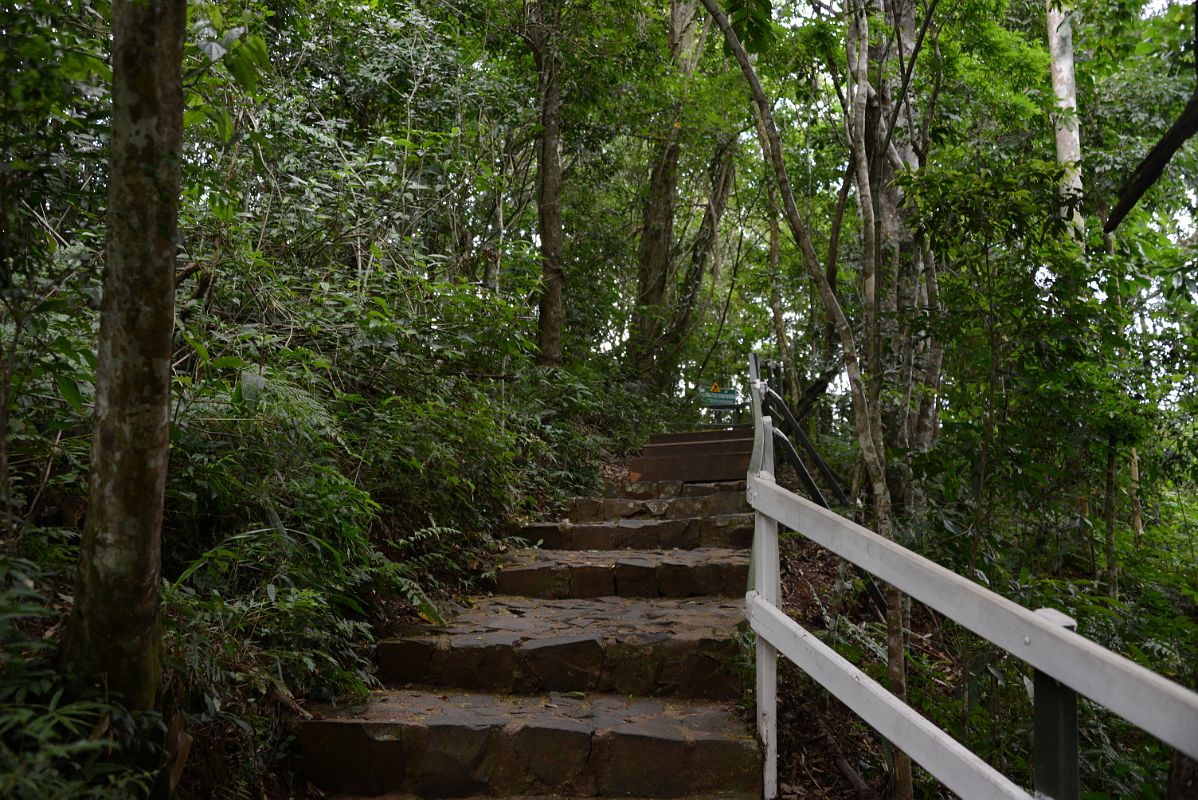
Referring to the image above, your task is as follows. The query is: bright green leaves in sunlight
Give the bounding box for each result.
[725,0,778,53]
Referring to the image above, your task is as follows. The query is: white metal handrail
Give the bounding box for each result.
[746,363,1198,800]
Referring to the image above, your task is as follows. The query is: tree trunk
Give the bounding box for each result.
[1103,436,1118,597]
[61,0,186,711]
[629,138,680,371]
[653,137,736,378]
[847,3,913,795]
[766,205,802,409]
[751,110,803,409]
[1130,446,1143,546]
[1047,0,1083,234]
[528,0,565,366]
[911,239,943,451]
[1168,749,1198,799]
[627,0,703,376]
[700,3,912,795]
[1047,1,1095,544]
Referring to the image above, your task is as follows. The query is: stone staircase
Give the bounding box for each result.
[629,428,753,484]
[299,431,761,799]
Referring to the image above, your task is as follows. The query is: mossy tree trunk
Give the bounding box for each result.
[61,0,186,711]
[527,0,565,366]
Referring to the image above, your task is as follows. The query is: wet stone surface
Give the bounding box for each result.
[520,514,754,551]
[493,548,750,599]
[605,480,747,501]
[300,689,760,799]
[566,492,749,523]
[377,596,745,699]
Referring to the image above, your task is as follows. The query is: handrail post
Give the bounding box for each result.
[1033,608,1079,800]
[753,415,780,800]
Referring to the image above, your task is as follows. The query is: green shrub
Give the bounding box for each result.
[0,557,154,798]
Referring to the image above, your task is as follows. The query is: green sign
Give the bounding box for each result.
[699,389,739,408]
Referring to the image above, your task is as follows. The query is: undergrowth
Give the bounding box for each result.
[2,275,682,796]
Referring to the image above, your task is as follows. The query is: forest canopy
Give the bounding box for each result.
[1,0,1196,797]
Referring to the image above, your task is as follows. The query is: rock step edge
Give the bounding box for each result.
[491,548,749,599]
[299,689,760,799]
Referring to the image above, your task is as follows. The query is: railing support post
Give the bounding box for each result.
[752,416,780,800]
[1033,608,1079,800]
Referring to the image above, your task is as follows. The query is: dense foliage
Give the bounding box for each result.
[1,0,1195,797]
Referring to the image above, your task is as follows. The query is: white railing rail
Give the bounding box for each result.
[746,358,1198,800]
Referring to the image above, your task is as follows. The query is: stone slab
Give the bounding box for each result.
[565,492,748,523]
[639,439,754,459]
[328,795,757,799]
[494,549,750,599]
[648,427,753,444]
[300,689,760,798]
[519,514,753,552]
[628,452,751,484]
[377,596,745,699]
[604,480,747,501]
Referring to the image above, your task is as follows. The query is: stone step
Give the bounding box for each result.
[377,596,745,699]
[639,438,754,459]
[492,548,750,599]
[520,514,753,551]
[606,479,746,501]
[629,452,751,484]
[328,795,758,799]
[649,427,752,445]
[300,689,760,798]
[565,491,748,523]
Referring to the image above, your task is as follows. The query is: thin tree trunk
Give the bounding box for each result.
[0,334,14,541]
[848,3,912,795]
[1130,447,1143,546]
[528,0,565,366]
[1047,0,1083,234]
[766,204,802,408]
[1104,436,1118,597]
[653,138,736,377]
[912,239,943,451]
[628,0,705,376]
[1047,1,1094,545]
[61,0,186,710]
[751,110,802,408]
[699,5,911,795]
[819,163,853,434]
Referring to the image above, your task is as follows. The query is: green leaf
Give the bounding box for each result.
[203,105,233,142]
[223,34,269,94]
[182,331,210,365]
[198,39,227,63]
[212,356,250,369]
[56,375,84,414]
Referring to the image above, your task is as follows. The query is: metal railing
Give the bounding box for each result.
[745,354,1198,800]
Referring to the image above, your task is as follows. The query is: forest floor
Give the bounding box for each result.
[776,534,889,799]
